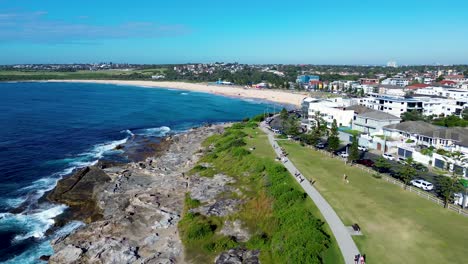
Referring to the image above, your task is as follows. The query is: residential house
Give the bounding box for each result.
[358,93,423,117]
[346,105,401,135]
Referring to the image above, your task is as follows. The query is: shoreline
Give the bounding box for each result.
[48,124,228,263]
[33,80,305,107]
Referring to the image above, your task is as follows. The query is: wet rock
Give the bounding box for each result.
[47,166,111,223]
[215,248,260,264]
[39,255,50,261]
[49,124,229,263]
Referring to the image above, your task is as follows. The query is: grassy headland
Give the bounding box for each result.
[178,119,344,263]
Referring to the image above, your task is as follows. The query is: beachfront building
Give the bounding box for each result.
[345,105,401,135]
[303,97,356,129]
[358,93,423,117]
[383,121,468,154]
[296,75,319,84]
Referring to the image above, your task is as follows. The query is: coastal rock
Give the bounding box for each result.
[219,220,251,242]
[49,125,228,263]
[47,166,111,223]
[193,198,242,217]
[49,245,83,263]
[189,174,237,202]
[215,248,260,264]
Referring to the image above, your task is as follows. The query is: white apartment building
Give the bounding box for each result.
[415,97,467,117]
[378,85,406,96]
[303,97,356,129]
[352,84,375,94]
[414,86,468,100]
[358,93,423,117]
[381,78,410,87]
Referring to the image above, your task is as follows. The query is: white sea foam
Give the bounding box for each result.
[0,204,68,242]
[180,92,189,95]
[52,220,85,239]
[135,126,171,137]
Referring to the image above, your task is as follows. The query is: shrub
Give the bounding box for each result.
[185,193,201,209]
[179,213,216,241]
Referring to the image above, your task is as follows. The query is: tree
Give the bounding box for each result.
[398,157,417,189]
[280,108,288,119]
[285,117,300,136]
[374,157,391,173]
[436,175,464,208]
[310,111,326,145]
[436,76,444,82]
[348,135,360,163]
[401,110,425,121]
[327,119,340,152]
[462,108,468,121]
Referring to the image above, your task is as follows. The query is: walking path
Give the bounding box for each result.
[260,122,360,264]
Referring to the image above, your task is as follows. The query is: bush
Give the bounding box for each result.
[204,236,239,252]
[185,193,201,209]
[231,123,246,130]
[179,213,216,241]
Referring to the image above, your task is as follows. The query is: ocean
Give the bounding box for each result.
[0,82,277,263]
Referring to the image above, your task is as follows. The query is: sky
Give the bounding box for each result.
[0,0,467,65]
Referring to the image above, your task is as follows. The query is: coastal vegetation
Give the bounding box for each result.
[179,120,343,263]
[277,140,468,264]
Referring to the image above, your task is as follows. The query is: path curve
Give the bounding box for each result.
[260,122,360,264]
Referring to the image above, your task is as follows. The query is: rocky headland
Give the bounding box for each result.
[47,125,227,264]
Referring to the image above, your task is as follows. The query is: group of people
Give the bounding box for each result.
[354,254,366,264]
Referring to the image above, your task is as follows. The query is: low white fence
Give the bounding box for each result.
[294,142,468,218]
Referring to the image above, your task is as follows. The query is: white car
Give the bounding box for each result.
[454,193,468,207]
[410,179,434,191]
[358,146,368,152]
[339,152,349,158]
[382,153,395,161]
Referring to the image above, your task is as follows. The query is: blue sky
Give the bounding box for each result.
[0,0,467,65]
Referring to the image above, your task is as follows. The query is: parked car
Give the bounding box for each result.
[357,159,374,167]
[382,153,395,161]
[410,179,434,191]
[339,152,349,158]
[357,146,368,152]
[454,193,468,207]
[397,157,406,164]
[315,143,325,149]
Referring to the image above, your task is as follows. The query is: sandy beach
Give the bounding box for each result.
[46,80,307,106]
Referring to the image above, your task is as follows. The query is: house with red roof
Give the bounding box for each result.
[406,83,430,90]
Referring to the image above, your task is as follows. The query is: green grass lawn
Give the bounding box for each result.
[243,127,344,264]
[180,124,344,263]
[0,69,168,80]
[278,140,468,264]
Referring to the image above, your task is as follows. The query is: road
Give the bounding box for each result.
[260,123,360,264]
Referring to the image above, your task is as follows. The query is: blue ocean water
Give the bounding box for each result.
[0,82,276,263]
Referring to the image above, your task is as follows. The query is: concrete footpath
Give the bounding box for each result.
[260,123,360,264]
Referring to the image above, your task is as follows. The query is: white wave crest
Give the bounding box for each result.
[135,126,171,137]
[0,204,68,242]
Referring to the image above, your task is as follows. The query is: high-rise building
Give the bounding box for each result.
[387,61,398,68]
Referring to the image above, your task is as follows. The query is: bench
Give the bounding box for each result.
[352,223,361,232]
